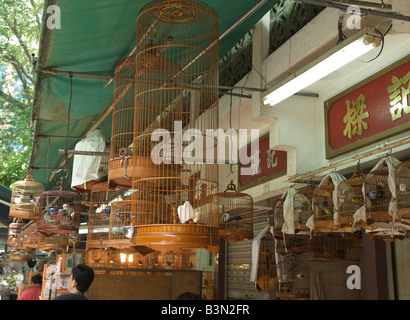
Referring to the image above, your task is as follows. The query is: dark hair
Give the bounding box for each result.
[31,274,43,285]
[176,292,202,300]
[72,264,94,293]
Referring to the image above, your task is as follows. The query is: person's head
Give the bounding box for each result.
[31,274,42,286]
[176,291,202,300]
[68,264,94,295]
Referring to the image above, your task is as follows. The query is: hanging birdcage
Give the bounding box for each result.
[108,200,134,250]
[130,0,220,253]
[254,227,277,293]
[396,160,410,220]
[9,250,30,262]
[215,181,253,242]
[37,233,70,252]
[16,222,40,251]
[312,173,346,233]
[87,182,129,250]
[108,54,137,188]
[9,174,43,221]
[363,156,401,225]
[308,234,361,300]
[7,220,25,249]
[37,177,81,237]
[337,165,368,230]
[273,187,313,237]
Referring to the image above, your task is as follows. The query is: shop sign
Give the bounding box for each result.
[325,55,410,159]
[238,134,287,190]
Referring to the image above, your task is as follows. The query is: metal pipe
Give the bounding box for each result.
[41,68,113,80]
[298,0,410,22]
[287,136,410,183]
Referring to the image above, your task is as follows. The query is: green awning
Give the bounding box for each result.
[29,0,278,190]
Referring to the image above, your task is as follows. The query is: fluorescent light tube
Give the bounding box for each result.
[262,37,374,107]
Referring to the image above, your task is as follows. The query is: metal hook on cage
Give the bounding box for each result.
[52,168,69,180]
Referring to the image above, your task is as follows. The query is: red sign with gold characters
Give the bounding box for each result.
[325,56,410,158]
[239,134,287,189]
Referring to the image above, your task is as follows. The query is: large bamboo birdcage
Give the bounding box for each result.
[215,181,253,242]
[308,234,361,300]
[312,174,346,233]
[273,187,313,237]
[337,165,368,230]
[396,160,410,220]
[7,220,25,249]
[37,178,81,237]
[9,174,43,221]
[363,156,400,225]
[108,54,137,188]
[87,182,129,250]
[131,0,219,253]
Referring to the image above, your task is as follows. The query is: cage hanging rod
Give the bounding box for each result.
[287,136,410,183]
[298,0,410,22]
[37,134,85,140]
[58,149,109,156]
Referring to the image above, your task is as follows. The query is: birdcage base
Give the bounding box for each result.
[367,211,393,224]
[72,179,102,193]
[132,224,219,253]
[86,239,109,251]
[276,292,309,300]
[399,207,410,219]
[107,238,133,250]
[313,220,339,232]
[109,156,181,188]
[255,276,278,292]
[218,229,253,242]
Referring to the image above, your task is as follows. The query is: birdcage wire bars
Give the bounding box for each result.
[131,0,220,253]
[255,228,277,293]
[216,181,253,242]
[37,178,81,237]
[312,177,339,233]
[396,160,410,220]
[9,174,43,221]
[108,54,137,188]
[87,182,129,250]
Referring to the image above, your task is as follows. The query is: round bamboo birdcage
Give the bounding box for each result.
[363,157,398,225]
[9,174,43,221]
[255,228,277,292]
[108,200,134,250]
[7,220,25,249]
[86,182,129,250]
[312,175,342,232]
[16,222,40,251]
[396,160,410,220]
[37,178,81,237]
[308,233,361,300]
[273,187,313,237]
[215,181,253,242]
[131,0,220,253]
[337,165,368,230]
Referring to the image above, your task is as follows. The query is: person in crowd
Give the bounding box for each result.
[19,273,43,300]
[53,264,94,300]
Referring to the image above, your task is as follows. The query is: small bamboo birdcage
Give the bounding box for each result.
[37,178,81,237]
[363,156,400,225]
[87,182,128,250]
[273,187,313,237]
[216,181,253,242]
[109,200,134,250]
[16,222,40,251]
[7,220,25,249]
[312,174,346,232]
[37,233,70,252]
[308,234,361,300]
[337,165,367,230]
[396,160,410,220]
[9,174,43,221]
[131,0,220,253]
[255,228,277,293]
[108,54,137,188]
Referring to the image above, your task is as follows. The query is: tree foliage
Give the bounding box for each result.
[0,0,42,188]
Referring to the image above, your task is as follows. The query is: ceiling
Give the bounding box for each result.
[28,0,278,191]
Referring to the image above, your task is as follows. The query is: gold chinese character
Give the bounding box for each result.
[266,149,277,169]
[388,71,410,121]
[343,93,369,139]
